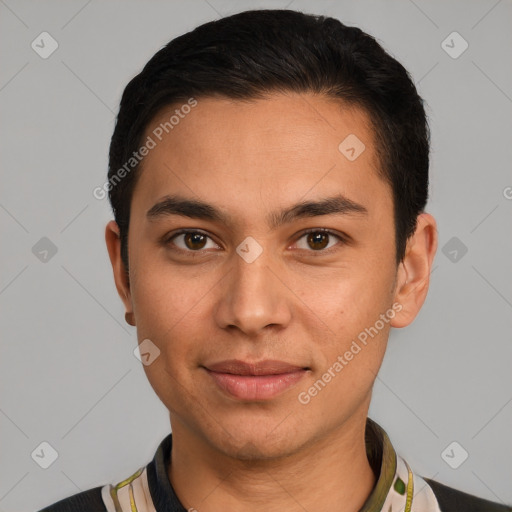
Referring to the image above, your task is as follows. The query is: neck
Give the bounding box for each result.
[168,413,377,512]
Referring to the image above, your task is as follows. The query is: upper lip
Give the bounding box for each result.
[204,359,307,376]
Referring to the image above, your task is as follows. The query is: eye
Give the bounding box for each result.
[293,229,345,253]
[163,228,346,256]
[164,230,220,252]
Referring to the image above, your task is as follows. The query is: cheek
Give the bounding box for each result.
[312,261,394,324]
[304,262,394,370]
[130,251,215,334]
[129,258,223,376]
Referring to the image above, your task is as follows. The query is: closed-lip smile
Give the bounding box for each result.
[203,359,309,400]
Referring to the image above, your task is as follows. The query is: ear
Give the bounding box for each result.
[390,212,438,328]
[105,220,135,325]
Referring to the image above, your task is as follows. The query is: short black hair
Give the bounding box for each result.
[107,9,430,270]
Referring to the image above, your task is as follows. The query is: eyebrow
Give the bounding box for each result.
[146,193,368,229]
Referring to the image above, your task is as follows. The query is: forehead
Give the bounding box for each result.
[131,93,391,228]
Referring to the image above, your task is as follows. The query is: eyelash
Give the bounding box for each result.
[163,228,347,256]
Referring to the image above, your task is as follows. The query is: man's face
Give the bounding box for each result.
[117,93,404,458]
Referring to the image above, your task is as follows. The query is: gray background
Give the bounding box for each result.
[0,0,511,510]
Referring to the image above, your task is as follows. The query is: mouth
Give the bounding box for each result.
[203,359,310,401]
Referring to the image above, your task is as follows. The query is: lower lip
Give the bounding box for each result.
[205,369,307,401]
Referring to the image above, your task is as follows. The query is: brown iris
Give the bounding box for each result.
[307,231,329,250]
[184,232,208,250]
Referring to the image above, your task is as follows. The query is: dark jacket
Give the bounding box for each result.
[37,475,512,511]
[37,424,512,512]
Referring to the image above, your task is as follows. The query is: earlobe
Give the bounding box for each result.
[125,311,136,326]
[105,220,134,322]
[390,213,438,329]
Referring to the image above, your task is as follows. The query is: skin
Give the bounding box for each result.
[105,92,437,512]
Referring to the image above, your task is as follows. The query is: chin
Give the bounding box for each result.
[221,435,299,461]
[204,417,310,462]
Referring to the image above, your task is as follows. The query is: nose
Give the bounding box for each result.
[213,241,292,336]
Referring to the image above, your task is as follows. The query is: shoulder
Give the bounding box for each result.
[425,477,512,512]
[36,485,106,512]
